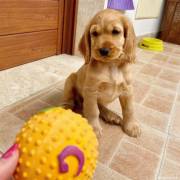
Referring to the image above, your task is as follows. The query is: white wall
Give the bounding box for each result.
[105,0,165,36]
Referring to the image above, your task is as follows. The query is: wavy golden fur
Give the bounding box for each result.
[63,9,141,138]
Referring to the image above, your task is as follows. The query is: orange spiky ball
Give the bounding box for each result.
[14,107,99,180]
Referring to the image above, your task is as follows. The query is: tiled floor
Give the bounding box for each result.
[0,42,180,180]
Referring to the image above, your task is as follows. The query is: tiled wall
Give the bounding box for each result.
[74,0,106,55]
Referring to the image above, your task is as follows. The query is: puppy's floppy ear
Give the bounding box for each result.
[122,16,136,63]
[78,23,91,64]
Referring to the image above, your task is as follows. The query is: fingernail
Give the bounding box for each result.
[2,144,18,159]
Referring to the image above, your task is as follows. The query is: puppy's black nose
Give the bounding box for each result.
[99,48,109,56]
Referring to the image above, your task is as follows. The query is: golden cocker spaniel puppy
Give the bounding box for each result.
[63,9,141,137]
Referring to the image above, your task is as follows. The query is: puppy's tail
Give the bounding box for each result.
[99,104,123,126]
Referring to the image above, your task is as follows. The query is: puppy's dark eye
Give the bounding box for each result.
[92,31,99,37]
[112,29,120,35]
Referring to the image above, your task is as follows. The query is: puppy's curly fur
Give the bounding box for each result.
[63,9,141,137]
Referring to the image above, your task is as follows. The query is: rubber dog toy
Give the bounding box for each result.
[139,37,164,52]
[13,107,99,180]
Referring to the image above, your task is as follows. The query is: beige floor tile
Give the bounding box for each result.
[0,111,24,132]
[153,78,178,92]
[39,89,64,106]
[165,58,180,71]
[168,56,180,66]
[163,46,174,53]
[169,102,180,137]
[123,124,166,155]
[177,94,180,102]
[174,48,180,55]
[107,98,122,116]
[133,61,145,74]
[164,42,179,49]
[134,104,169,133]
[159,158,180,179]
[140,64,161,77]
[110,140,160,180]
[153,54,169,61]
[143,95,173,114]
[149,86,176,103]
[136,47,142,53]
[0,138,6,152]
[0,112,24,151]
[99,120,124,164]
[0,129,20,152]
[151,54,169,65]
[166,137,180,164]
[54,80,66,91]
[133,80,151,103]
[159,69,180,83]
[135,60,146,66]
[93,163,130,180]
[7,89,53,114]
[136,50,155,63]
[14,100,52,120]
[135,73,155,84]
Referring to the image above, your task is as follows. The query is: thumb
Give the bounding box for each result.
[0,144,19,180]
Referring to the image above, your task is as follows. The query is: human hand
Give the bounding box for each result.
[0,144,19,180]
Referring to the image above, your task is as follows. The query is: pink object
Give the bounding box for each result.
[2,144,18,159]
[58,145,85,177]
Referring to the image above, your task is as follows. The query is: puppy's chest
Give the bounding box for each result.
[109,65,123,84]
[98,66,124,102]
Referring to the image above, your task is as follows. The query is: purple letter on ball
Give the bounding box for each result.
[58,146,85,177]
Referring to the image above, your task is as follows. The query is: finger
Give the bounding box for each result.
[0,144,19,180]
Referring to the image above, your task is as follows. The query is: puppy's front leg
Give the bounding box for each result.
[83,91,102,137]
[119,86,141,137]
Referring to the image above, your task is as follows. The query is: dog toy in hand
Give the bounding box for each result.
[13,107,99,180]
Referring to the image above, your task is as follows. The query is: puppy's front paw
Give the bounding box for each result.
[91,122,103,138]
[102,111,123,125]
[123,121,141,137]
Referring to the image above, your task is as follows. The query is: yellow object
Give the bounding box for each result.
[139,37,164,51]
[13,107,99,180]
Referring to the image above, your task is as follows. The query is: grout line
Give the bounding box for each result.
[140,69,165,104]
[5,111,25,121]
[163,51,180,59]
[140,65,164,105]
[0,80,65,113]
[135,72,178,94]
[136,103,170,134]
[143,124,167,136]
[106,135,124,166]
[121,138,161,157]
[143,52,180,73]
[135,102,167,116]
[156,65,164,77]
[140,121,167,136]
[156,83,180,179]
[154,62,180,73]
[97,162,132,180]
[107,133,162,169]
[12,99,51,117]
[167,133,180,139]
[162,156,180,167]
[140,85,152,105]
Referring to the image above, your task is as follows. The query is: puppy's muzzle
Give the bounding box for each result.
[99,48,110,56]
